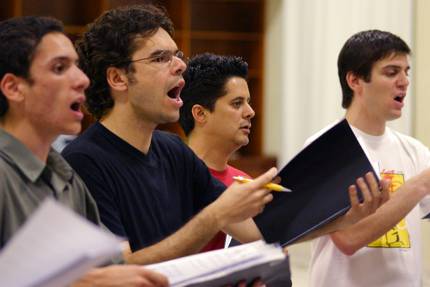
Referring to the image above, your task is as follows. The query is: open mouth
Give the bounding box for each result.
[167,86,181,99]
[70,102,81,112]
[394,95,404,103]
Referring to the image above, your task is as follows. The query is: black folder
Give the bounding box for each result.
[254,119,377,246]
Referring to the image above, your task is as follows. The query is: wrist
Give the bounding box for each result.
[70,268,103,287]
[203,201,226,230]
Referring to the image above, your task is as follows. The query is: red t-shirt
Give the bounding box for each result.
[199,165,250,252]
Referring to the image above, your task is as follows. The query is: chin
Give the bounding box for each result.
[387,112,402,121]
[62,124,82,136]
[163,113,180,124]
[236,137,250,147]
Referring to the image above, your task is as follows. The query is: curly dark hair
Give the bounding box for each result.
[179,53,248,136]
[0,16,63,117]
[338,29,410,109]
[76,4,174,119]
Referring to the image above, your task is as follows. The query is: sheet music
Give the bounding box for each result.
[0,198,122,287]
[146,240,285,287]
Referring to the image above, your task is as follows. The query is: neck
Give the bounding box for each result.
[100,104,155,154]
[345,105,386,136]
[0,117,54,163]
[188,131,237,171]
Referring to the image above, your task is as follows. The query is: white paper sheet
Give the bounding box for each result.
[0,198,122,287]
[146,240,286,287]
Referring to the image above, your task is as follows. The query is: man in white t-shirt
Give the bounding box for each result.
[309,30,430,287]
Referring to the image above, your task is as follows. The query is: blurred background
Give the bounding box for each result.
[2,0,429,285]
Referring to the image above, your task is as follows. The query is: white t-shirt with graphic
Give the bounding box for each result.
[308,124,430,287]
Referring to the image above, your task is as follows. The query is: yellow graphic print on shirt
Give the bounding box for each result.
[367,171,411,248]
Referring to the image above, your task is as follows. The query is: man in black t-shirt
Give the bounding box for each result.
[63,4,277,266]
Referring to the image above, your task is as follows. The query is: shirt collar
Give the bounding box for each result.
[0,128,73,183]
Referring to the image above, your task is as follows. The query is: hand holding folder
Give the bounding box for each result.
[254,119,381,246]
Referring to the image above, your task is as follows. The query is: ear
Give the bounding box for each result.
[0,73,26,104]
[106,66,128,92]
[346,71,363,95]
[191,104,208,125]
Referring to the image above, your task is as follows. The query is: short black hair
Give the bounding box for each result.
[76,4,174,120]
[338,29,410,108]
[0,16,64,117]
[179,53,248,136]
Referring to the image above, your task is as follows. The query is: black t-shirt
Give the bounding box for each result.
[62,122,225,251]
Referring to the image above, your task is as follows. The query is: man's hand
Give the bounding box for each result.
[339,172,390,229]
[72,265,169,287]
[208,167,277,229]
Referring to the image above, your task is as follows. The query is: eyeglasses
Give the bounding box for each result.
[128,50,187,66]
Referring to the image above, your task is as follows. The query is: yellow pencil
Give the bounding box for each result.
[232,176,292,192]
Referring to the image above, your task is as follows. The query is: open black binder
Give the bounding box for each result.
[254,119,377,246]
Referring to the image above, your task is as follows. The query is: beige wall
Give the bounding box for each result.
[415,1,430,283]
[414,0,430,146]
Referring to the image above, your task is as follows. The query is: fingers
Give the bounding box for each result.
[262,193,274,205]
[364,172,382,209]
[379,178,391,204]
[348,185,359,208]
[355,177,372,214]
[139,268,169,287]
[247,167,278,190]
[353,172,389,214]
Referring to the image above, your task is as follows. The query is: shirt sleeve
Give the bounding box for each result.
[64,152,128,238]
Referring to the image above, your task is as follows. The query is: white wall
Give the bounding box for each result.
[415,1,430,284]
[414,0,430,147]
[264,0,414,165]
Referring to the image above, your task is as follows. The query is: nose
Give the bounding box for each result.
[397,71,409,89]
[72,65,90,92]
[244,102,255,119]
[170,56,187,76]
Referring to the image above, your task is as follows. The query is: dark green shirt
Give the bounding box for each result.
[0,128,100,249]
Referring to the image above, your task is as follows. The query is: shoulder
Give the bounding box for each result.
[152,130,193,156]
[62,124,108,160]
[390,128,427,150]
[389,128,430,169]
[153,130,185,146]
[389,128,430,158]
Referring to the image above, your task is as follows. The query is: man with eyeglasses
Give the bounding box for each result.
[62,4,276,268]
[62,4,386,269]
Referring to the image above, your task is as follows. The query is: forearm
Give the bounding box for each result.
[125,204,221,265]
[332,177,429,255]
[127,167,277,264]
[287,214,349,245]
[70,265,169,287]
[223,219,262,243]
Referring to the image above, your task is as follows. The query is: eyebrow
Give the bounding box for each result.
[382,64,410,71]
[49,56,76,63]
[231,95,251,102]
[146,48,178,57]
